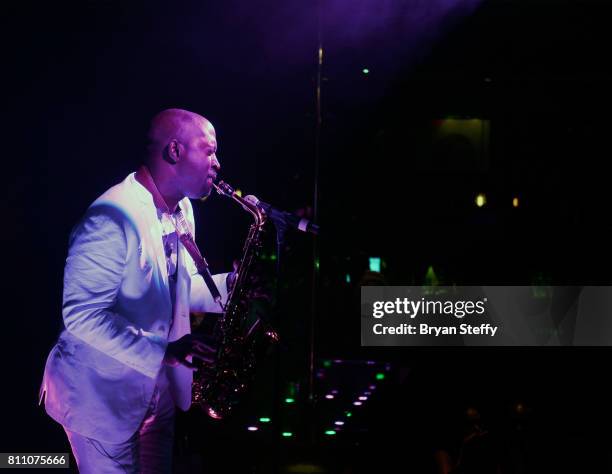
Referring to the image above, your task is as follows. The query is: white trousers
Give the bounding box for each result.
[65,370,175,474]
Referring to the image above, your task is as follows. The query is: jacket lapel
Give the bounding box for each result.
[128,174,171,306]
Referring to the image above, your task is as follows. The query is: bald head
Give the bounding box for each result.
[143,108,220,207]
[147,108,213,158]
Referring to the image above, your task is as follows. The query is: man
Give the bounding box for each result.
[39,108,232,473]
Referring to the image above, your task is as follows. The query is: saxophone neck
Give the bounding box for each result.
[213,180,266,226]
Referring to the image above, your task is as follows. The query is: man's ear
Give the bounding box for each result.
[164,139,182,164]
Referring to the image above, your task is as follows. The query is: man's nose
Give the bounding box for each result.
[211,154,220,171]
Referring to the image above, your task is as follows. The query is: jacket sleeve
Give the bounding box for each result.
[62,205,167,379]
[189,267,229,313]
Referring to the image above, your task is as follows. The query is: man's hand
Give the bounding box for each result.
[163,333,216,370]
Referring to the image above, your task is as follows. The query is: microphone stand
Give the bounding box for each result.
[268,215,287,474]
[307,0,323,447]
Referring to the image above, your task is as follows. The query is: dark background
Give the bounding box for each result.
[4,0,612,472]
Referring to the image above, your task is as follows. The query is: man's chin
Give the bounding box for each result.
[197,187,213,201]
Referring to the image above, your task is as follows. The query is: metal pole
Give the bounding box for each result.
[308,0,323,443]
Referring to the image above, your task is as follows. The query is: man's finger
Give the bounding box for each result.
[191,334,216,351]
[191,334,214,345]
[193,340,215,353]
[180,358,197,370]
[191,346,214,359]
[190,351,215,365]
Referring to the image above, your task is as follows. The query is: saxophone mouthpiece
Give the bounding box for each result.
[202,180,228,202]
[213,180,235,197]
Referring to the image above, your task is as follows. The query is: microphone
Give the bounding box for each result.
[244,195,319,235]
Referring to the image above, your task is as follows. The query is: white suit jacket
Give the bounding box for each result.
[39,173,228,443]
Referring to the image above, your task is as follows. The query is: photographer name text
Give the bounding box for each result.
[370,297,499,337]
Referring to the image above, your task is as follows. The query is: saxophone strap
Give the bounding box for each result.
[135,165,223,308]
[176,221,223,307]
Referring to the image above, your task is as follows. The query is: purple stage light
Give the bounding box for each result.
[207,0,484,93]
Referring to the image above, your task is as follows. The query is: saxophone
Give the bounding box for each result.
[192,180,279,420]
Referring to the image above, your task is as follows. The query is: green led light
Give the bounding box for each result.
[285,398,295,404]
[345,411,352,417]
[345,274,351,283]
[324,430,337,435]
[424,265,439,287]
[270,254,277,261]
[369,257,381,273]
[282,432,293,437]
[362,68,369,74]
[259,417,271,423]
[323,360,332,368]
[376,373,385,380]
[315,259,320,270]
